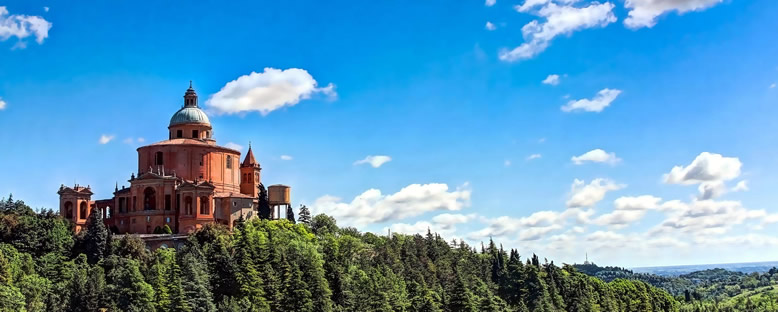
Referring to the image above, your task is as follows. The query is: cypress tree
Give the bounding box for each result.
[257,183,271,220]
[83,207,108,264]
[298,205,312,225]
[286,205,296,223]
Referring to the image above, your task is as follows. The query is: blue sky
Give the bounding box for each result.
[1,0,778,267]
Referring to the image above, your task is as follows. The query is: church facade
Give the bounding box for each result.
[57,83,286,234]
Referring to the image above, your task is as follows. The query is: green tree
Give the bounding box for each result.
[298,205,312,225]
[83,208,109,264]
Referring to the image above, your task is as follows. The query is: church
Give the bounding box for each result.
[57,83,292,234]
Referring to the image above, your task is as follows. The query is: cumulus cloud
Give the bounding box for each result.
[469,209,592,242]
[542,74,560,85]
[526,154,542,161]
[624,0,723,29]
[566,178,625,208]
[206,68,335,115]
[485,21,497,31]
[733,180,749,192]
[99,135,115,144]
[0,6,52,47]
[0,97,6,110]
[311,183,471,226]
[651,199,766,236]
[280,155,293,161]
[594,195,661,228]
[561,88,621,112]
[43,7,49,12]
[224,142,243,152]
[504,160,512,167]
[485,0,496,7]
[771,83,776,89]
[499,1,616,62]
[571,149,621,165]
[664,152,741,185]
[354,155,392,168]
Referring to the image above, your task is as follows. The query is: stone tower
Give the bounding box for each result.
[240,144,262,197]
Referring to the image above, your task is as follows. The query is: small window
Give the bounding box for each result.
[206,131,210,138]
[166,217,171,223]
[155,151,164,166]
[132,218,136,224]
[226,155,232,169]
[146,216,151,223]
[176,130,182,138]
[165,195,171,211]
[120,220,124,225]
[192,130,199,138]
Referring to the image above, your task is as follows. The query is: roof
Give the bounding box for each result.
[169,106,211,127]
[57,184,94,195]
[242,145,258,167]
[214,192,255,199]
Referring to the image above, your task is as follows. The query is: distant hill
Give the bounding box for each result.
[632,261,778,276]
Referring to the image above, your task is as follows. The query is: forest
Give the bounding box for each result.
[0,195,775,312]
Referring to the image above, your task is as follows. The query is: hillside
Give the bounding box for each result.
[0,195,682,312]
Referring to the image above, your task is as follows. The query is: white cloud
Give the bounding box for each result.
[0,6,52,46]
[354,155,392,168]
[571,149,621,165]
[43,7,49,12]
[561,88,621,112]
[733,180,749,192]
[664,152,742,185]
[311,183,471,226]
[485,0,496,7]
[224,142,243,151]
[469,208,593,242]
[280,155,293,161]
[770,83,776,89]
[651,199,766,236]
[566,178,625,208]
[0,97,6,110]
[206,68,335,115]
[594,195,661,227]
[526,153,542,160]
[538,137,546,143]
[624,0,723,29]
[99,135,115,144]
[697,181,725,200]
[542,74,560,85]
[123,137,145,144]
[485,21,497,31]
[504,160,512,167]
[499,2,616,62]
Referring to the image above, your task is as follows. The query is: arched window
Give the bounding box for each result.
[144,187,156,210]
[185,196,193,215]
[255,173,259,182]
[105,206,111,219]
[226,155,232,169]
[155,151,164,166]
[64,202,73,219]
[200,196,209,215]
[79,202,87,220]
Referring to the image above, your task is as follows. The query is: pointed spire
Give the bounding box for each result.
[242,143,257,167]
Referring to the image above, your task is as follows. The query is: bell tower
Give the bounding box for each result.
[240,143,262,197]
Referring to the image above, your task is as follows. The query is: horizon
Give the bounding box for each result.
[2,0,778,268]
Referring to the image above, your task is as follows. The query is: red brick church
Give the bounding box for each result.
[57,83,290,234]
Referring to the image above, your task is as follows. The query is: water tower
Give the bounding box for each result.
[268,184,291,220]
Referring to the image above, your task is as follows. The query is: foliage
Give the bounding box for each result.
[2,195,775,311]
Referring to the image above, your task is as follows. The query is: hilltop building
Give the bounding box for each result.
[57,83,291,234]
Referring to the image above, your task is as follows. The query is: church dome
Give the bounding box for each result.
[169,106,211,126]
